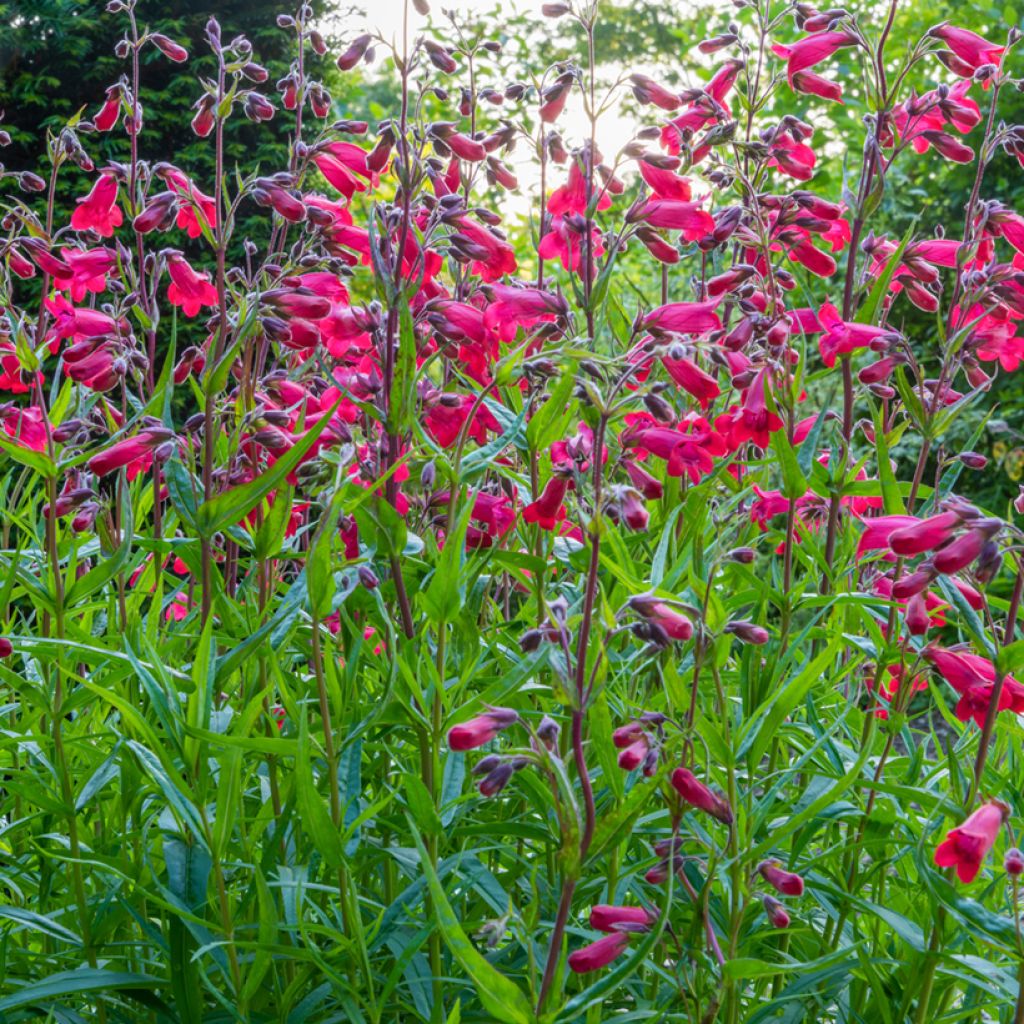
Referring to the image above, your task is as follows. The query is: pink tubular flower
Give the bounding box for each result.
[817,302,895,367]
[643,301,721,335]
[70,174,123,238]
[522,476,569,531]
[763,895,791,929]
[662,354,720,409]
[931,25,1005,74]
[628,593,694,640]
[568,932,630,973]
[548,159,612,217]
[719,368,784,449]
[758,860,804,896]
[771,31,857,78]
[88,430,171,478]
[52,247,116,302]
[934,802,1007,883]
[166,252,219,317]
[455,217,518,282]
[670,767,733,823]
[446,707,518,751]
[922,646,1024,728]
[634,199,715,241]
[312,141,375,198]
[589,905,656,932]
[887,511,960,556]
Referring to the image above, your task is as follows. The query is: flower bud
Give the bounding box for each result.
[1005,848,1024,876]
[763,895,790,929]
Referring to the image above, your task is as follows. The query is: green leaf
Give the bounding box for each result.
[409,821,536,1024]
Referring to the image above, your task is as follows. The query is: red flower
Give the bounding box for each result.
[166,253,219,317]
[447,707,518,751]
[934,802,1007,883]
[312,142,375,198]
[522,477,569,530]
[931,25,1004,75]
[757,860,804,896]
[567,932,630,974]
[589,905,656,932]
[670,767,733,823]
[70,174,123,238]
[643,301,721,335]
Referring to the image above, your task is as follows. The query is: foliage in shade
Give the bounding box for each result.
[2,0,1024,1022]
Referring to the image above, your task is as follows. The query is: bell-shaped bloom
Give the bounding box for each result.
[312,141,375,198]
[93,85,122,131]
[455,217,518,283]
[856,514,918,556]
[160,167,218,238]
[166,253,219,317]
[52,247,116,302]
[639,161,692,201]
[934,802,1007,883]
[70,174,123,238]
[548,159,612,217]
[1,405,48,452]
[763,895,791,929]
[88,430,171,478]
[923,645,1024,728]
[568,932,630,973]
[757,860,804,896]
[538,215,604,273]
[817,302,895,367]
[662,354,720,409]
[670,767,733,823]
[719,369,784,449]
[522,476,569,531]
[628,593,694,640]
[617,736,649,771]
[447,707,518,751]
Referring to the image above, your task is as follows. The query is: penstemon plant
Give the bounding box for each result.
[4,0,1024,1021]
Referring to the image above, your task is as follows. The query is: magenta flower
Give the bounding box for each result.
[670,767,733,823]
[930,25,1004,74]
[447,707,518,751]
[589,904,656,932]
[934,802,1007,883]
[166,253,219,317]
[643,301,721,335]
[70,174,123,238]
[757,860,804,896]
[763,895,791,929]
[771,31,857,78]
[567,932,630,974]
[522,477,569,531]
[888,511,960,556]
[312,141,376,198]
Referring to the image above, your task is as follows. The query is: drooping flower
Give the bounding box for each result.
[757,860,804,896]
[670,767,733,823]
[165,252,219,317]
[447,707,518,751]
[934,801,1007,883]
[70,174,123,237]
[567,932,630,974]
[522,476,569,531]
